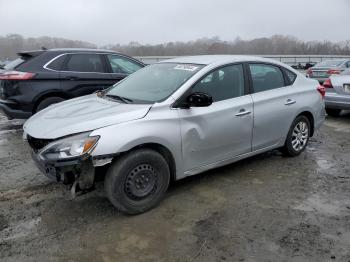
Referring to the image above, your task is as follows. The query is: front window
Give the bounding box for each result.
[105,63,204,103]
[191,64,245,102]
[107,54,143,74]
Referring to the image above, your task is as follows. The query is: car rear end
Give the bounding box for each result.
[323,75,350,112]
[307,59,348,84]
[0,51,45,119]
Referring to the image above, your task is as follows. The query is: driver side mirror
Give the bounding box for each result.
[186,92,213,108]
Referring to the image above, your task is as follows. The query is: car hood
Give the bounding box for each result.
[23,94,152,139]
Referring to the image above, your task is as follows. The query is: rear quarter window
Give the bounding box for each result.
[45,55,66,71]
[283,69,297,85]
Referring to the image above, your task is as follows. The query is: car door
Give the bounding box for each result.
[60,53,112,96]
[177,64,253,172]
[248,63,298,151]
[105,54,144,85]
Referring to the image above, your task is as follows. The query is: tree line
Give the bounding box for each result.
[1,34,350,60]
[0,34,96,60]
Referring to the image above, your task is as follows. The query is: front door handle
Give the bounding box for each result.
[285,99,296,105]
[235,109,251,116]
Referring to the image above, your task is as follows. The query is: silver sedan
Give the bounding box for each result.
[24,55,325,214]
[307,59,350,83]
[323,68,350,116]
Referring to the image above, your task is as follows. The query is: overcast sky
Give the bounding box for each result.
[1,0,349,45]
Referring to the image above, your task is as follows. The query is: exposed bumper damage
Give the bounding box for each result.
[31,151,113,198]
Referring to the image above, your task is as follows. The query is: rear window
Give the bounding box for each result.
[3,58,25,70]
[315,60,345,67]
[249,63,285,93]
[64,54,105,73]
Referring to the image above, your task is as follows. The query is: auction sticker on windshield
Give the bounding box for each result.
[174,64,198,71]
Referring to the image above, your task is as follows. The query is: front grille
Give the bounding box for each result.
[27,135,53,152]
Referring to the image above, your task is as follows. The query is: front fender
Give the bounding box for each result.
[90,110,184,179]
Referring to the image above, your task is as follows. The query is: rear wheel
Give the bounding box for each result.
[105,149,170,215]
[326,108,341,117]
[282,115,310,157]
[36,96,65,112]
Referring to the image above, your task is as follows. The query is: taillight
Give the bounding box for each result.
[317,85,325,99]
[323,78,333,88]
[327,69,341,75]
[0,71,35,80]
[307,68,313,75]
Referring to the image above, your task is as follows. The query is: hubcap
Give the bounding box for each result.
[291,121,309,151]
[124,164,157,200]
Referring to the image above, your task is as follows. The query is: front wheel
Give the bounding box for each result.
[104,149,170,215]
[282,115,310,157]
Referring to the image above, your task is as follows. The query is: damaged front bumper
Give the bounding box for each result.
[31,150,83,182]
[31,150,113,196]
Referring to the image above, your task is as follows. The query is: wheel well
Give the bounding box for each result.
[298,111,315,136]
[131,143,177,182]
[33,92,70,113]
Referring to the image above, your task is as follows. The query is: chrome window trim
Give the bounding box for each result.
[43,52,142,74]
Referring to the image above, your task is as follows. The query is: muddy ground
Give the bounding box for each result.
[0,112,349,262]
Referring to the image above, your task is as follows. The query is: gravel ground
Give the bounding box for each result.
[0,112,349,262]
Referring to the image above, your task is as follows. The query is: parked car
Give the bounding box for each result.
[23,55,325,214]
[0,48,145,119]
[304,62,315,70]
[323,68,350,116]
[307,59,350,83]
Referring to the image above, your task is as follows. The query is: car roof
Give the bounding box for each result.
[48,48,121,54]
[162,55,282,66]
[19,48,123,55]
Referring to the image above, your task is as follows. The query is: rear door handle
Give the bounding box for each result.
[285,99,296,105]
[235,109,251,116]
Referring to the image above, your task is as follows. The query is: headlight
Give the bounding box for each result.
[39,132,99,160]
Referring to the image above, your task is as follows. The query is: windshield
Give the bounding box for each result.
[315,60,345,68]
[105,63,204,103]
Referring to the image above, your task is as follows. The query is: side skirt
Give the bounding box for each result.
[183,145,279,177]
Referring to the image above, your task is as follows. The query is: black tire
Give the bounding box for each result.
[36,97,65,112]
[105,149,170,215]
[282,115,311,157]
[326,108,341,117]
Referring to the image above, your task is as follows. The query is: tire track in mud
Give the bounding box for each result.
[0,114,24,135]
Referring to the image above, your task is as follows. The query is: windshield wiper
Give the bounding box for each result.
[105,94,133,103]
